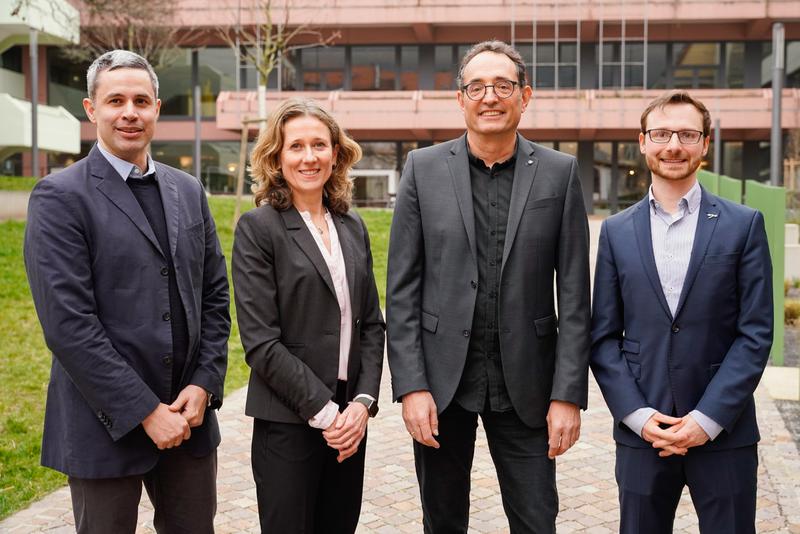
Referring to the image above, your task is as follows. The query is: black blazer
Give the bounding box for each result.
[386,134,591,429]
[24,145,231,478]
[232,204,385,424]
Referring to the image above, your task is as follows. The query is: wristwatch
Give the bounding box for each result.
[352,395,379,417]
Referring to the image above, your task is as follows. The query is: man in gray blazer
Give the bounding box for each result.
[24,50,230,533]
[386,41,591,533]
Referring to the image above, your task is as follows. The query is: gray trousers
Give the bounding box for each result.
[68,448,217,534]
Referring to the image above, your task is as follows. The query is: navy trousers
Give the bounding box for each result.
[616,444,758,534]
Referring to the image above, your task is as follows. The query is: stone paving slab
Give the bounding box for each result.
[2,367,799,533]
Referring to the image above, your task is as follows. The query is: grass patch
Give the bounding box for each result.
[0,177,37,192]
[0,196,392,519]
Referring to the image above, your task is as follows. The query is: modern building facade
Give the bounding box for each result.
[2,0,799,212]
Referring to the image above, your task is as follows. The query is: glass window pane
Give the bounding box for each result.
[558,66,577,88]
[625,43,644,62]
[601,43,619,63]
[625,65,644,88]
[723,141,743,179]
[435,45,455,89]
[400,46,419,90]
[537,43,555,64]
[302,47,345,70]
[602,65,621,88]
[352,46,396,90]
[646,43,668,88]
[48,48,90,117]
[787,41,800,88]
[559,43,577,63]
[535,66,555,89]
[198,48,237,118]
[673,43,719,66]
[725,43,744,89]
[1,46,23,72]
[156,51,192,116]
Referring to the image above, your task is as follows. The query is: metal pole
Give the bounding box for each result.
[770,22,784,186]
[29,29,39,178]
[713,118,721,175]
[192,50,202,183]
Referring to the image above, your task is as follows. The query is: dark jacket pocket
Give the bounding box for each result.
[703,253,738,265]
[534,314,558,337]
[421,311,438,333]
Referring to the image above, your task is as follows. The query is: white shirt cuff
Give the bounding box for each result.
[353,393,376,403]
[308,400,339,430]
[622,407,657,438]
[689,410,723,441]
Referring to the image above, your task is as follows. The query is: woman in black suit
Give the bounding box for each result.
[232,98,385,533]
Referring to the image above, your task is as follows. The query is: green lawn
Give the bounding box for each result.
[0,196,392,519]
[0,177,37,192]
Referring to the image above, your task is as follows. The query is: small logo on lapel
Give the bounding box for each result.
[706,212,719,219]
[526,159,533,166]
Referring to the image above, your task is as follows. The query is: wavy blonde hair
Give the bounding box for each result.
[250,98,361,214]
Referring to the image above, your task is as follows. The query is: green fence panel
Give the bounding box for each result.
[697,169,719,195]
[718,174,744,203]
[745,180,786,366]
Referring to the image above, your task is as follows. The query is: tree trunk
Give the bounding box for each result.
[257,84,267,133]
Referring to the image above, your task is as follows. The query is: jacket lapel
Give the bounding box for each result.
[446,135,477,264]
[501,135,538,273]
[674,189,719,319]
[91,147,164,258]
[155,163,180,259]
[281,207,336,298]
[336,214,359,310]
[632,196,673,320]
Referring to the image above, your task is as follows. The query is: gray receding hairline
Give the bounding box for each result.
[86,50,160,101]
[456,40,528,89]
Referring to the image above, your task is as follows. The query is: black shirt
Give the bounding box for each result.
[453,140,516,413]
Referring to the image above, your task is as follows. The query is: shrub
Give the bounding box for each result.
[786,299,800,325]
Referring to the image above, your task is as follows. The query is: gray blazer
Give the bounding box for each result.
[232,205,385,424]
[386,134,591,428]
[24,145,230,478]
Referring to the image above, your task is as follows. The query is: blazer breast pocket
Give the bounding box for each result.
[525,196,558,211]
[703,252,739,266]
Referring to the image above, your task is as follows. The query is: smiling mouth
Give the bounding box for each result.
[298,169,320,176]
[661,159,686,164]
[480,110,504,117]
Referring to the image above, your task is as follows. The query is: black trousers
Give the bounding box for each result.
[68,448,217,534]
[414,402,557,534]
[251,381,366,534]
[616,444,758,534]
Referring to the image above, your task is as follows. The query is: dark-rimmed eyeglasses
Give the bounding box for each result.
[461,80,519,101]
[645,129,704,144]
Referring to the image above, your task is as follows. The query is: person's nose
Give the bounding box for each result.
[665,132,683,150]
[482,85,499,104]
[302,146,316,162]
[121,100,137,120]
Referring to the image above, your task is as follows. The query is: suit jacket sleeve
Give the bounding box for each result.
[590,220,650,420]
[352,214,386,400]
[550,158,592,409]
[23,179,160,441]
[386,151,430,401]
[188,191,230,408]
[694,210,772,431]
[232,211,333,420]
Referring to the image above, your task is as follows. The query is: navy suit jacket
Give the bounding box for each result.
[24,146,230,478]
[590,188,772,451]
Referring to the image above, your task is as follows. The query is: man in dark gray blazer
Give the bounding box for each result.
[24,50,230,533]
[386,41,591,533]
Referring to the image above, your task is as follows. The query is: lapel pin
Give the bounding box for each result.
[526,159,533,165]
[706,213,718,219]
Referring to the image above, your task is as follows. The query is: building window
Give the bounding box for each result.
[351,46,396,90]
[1,46,23,72]
[48,48,90,118]
[599,42,644,89]
[301,47,345,90]
[400,46,419,90]
[530,42,579,90]
[156,51,192,116]
[435,45,457,90]
[672,43,720,89]
[151,141,241,193]
[198,48,237,118]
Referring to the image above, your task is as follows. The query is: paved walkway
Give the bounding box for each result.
[2,370,799,533]
[0,191,29,221]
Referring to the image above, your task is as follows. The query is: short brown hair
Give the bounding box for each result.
[250,98,361,214]
[456,40,527,89]
[640,90,712,137]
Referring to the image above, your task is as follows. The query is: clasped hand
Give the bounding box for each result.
[142,385,208,450]
[323,402,369,463]
[642,412,710,457]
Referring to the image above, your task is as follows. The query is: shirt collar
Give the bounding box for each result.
[465,136,517,171]
[648,180,701,215]
[97,142,156,181]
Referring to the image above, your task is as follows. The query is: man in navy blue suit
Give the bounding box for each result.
[24,50,230,533]
[590,91,773,534]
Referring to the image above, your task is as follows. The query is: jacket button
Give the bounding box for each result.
[162,312,171,321]
[355,318,361,327]
[470,280,477,289]
[162,355,172,365]
[672,325,680,333]
[463,330,470,337]
[160,266,169,276]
